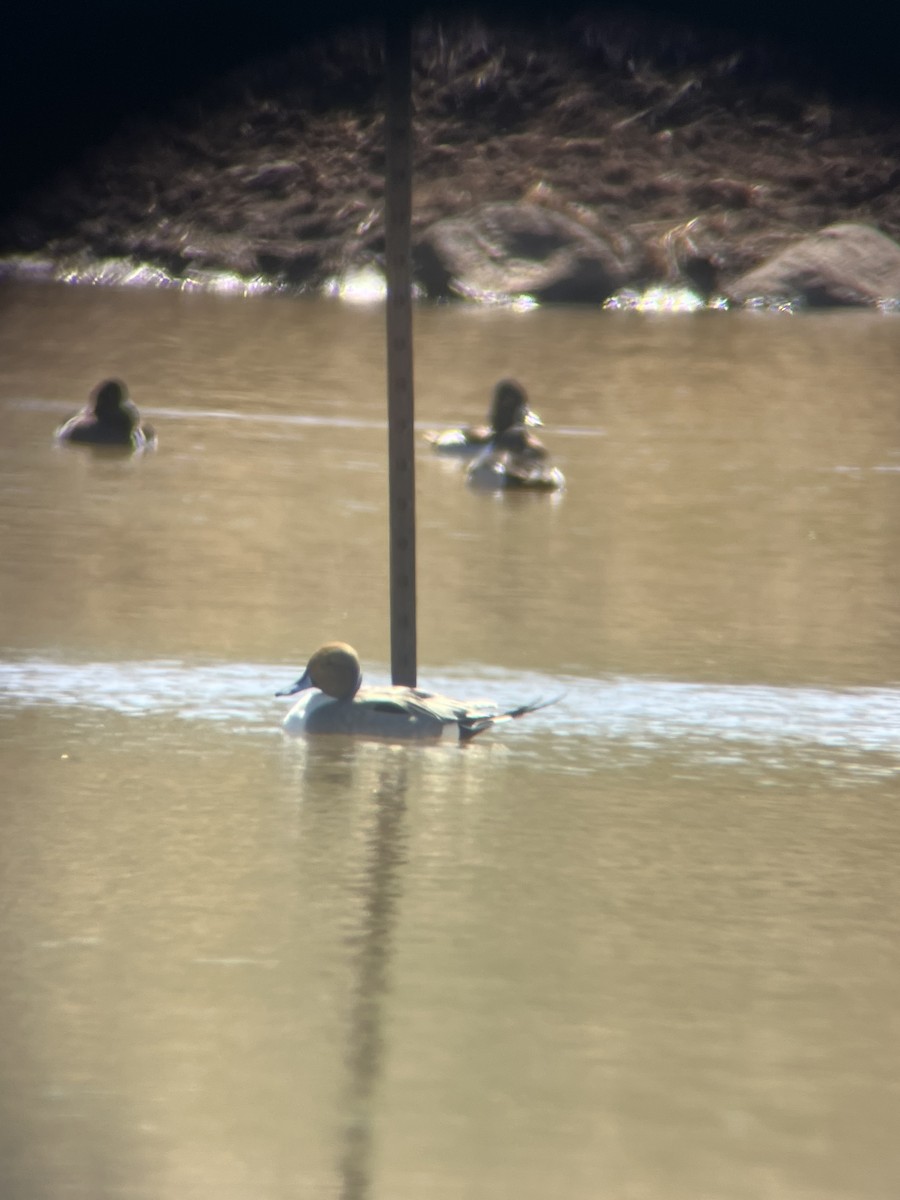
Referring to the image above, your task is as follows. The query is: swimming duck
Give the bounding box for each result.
[466,424,565,491]
[55,379,156,450]
[277,641,558,742]
[425,378,542,455]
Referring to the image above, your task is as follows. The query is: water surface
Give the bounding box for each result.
[1,280,899,1199]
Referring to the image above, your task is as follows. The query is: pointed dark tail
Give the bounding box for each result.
[459,695,564,742]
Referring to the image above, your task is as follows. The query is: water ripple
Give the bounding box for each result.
[1,657,898,761]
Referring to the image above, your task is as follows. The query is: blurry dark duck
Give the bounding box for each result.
[425,377,541,455]
[55,379,156,450]
[466,423,565,491]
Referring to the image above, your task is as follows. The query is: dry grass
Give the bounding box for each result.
[3,12,899,289]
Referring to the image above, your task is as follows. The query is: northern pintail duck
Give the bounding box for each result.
[466,424,565,491]
[55,379,156,450]
[277,641,558,742]
[425,378,542,455]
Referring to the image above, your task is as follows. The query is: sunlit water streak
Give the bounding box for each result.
[2,656,898,765]
[2,256,728,311]
[13,397,606,439]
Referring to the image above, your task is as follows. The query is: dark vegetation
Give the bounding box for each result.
[3,9,900,293]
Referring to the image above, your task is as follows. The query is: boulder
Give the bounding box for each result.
[726,222,900,307]
[413,202,629,303]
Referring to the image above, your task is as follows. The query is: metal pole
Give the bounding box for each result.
[384,16,417,687]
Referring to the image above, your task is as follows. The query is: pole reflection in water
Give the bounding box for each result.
[313,749,409,1200]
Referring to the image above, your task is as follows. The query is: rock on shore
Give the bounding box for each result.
[725,222,900,307]
[414,201,634,302]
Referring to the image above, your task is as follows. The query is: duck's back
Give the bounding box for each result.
[56,410,155,449]
[467,429,565,490]
[57,411,130,445]
[284,686,463,740]
[425,425,492,455]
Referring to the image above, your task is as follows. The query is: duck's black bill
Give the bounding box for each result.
[275,669,312,697]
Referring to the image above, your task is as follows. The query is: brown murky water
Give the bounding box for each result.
[1,279,899,1200]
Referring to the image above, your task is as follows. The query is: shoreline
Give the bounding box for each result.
[3,17,900,307]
